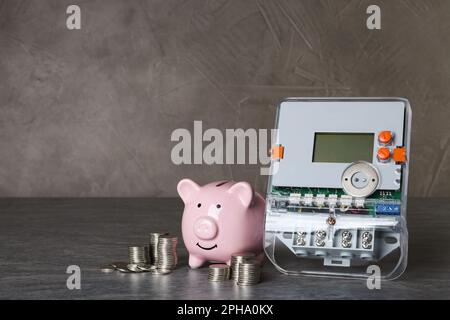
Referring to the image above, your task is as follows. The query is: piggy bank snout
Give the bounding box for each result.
[193,216,218,240]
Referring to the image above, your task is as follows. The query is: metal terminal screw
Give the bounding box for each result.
[341,230,352,248]
[341,239,352,248]
[315,239,325,247]
[361,231,373,249]
[361,231,373,242]
[327,216,336,226]
[314,230,326,247]
[315,230,327,240]
[342,230,352,241]
[294,231,307,246]
[362,241,372,249]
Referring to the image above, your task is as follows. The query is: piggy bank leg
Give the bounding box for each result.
[189,254,206,268]
[255,252,265,264]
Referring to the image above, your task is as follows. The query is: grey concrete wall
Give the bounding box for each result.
[0,0,449,197]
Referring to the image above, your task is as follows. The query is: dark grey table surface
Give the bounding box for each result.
[0,198,449,300]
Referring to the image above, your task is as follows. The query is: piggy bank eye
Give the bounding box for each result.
[216,204,221,209]
[197,203,201,208]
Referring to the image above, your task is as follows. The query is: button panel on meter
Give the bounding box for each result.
[377,130,395,163]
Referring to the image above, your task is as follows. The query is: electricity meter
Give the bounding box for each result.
[264,98,411,280]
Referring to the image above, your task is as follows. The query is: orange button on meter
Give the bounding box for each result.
[377,147,391,162]
[393,147,407,164]
[378,131,393,145]
[271,145,285,161]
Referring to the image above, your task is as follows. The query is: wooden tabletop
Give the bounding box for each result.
[0,198,448,299]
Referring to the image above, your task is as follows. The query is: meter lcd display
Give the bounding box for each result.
[313,133,374,163]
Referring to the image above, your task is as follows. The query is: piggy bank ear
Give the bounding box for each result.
[228,182,253,207]
[177,179,200,204]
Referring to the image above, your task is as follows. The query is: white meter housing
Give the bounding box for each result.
[264,98,411,280]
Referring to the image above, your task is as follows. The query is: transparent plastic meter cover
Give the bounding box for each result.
[263,98,411,280]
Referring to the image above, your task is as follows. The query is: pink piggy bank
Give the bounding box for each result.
[177,179,265,268]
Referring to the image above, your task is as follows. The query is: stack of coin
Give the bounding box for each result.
[149,232,168,265]
[129,246,149,264]
[155,235,178,274]
[127,246,151,272]
[237,261,261,286]
[100,232,182,276]
[230,252,256,281]
[208,264,231,282]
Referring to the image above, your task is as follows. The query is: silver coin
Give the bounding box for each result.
[111,262,131,273]
[100,265,115,273]
[117,267,132,273]
[152,268,172,275]
[127,263,145,272]
[111,261,128,270]
[136,263,156,271]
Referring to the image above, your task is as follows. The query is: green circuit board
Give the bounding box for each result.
[271,186,401,201]
[270,186,402,216]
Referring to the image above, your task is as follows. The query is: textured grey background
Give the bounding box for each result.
[1,0,449,197]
